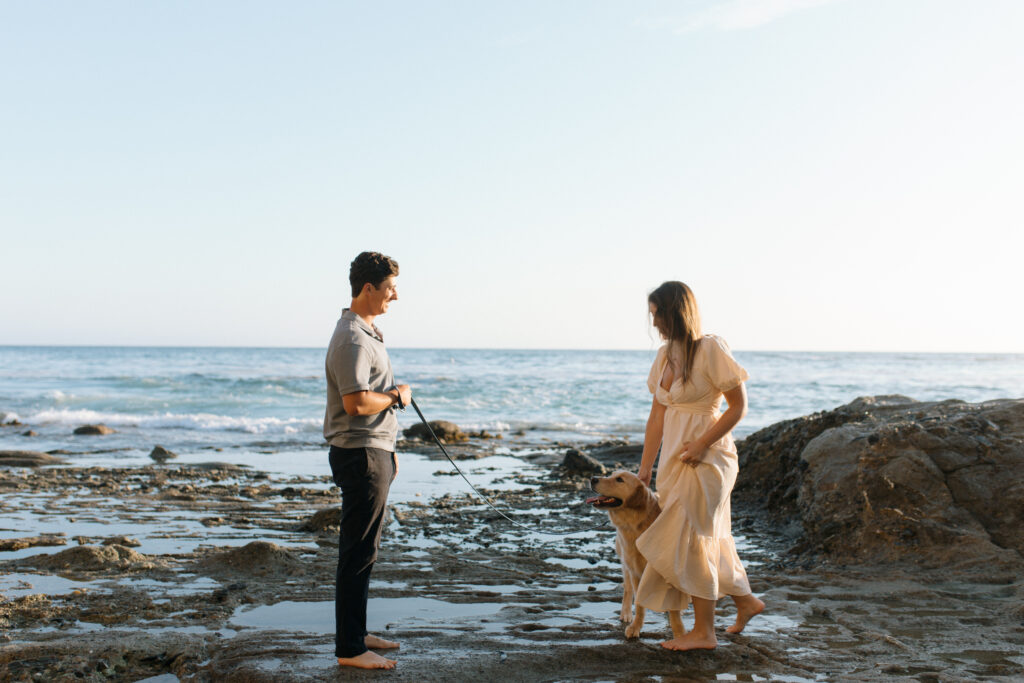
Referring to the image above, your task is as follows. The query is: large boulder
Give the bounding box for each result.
[561,448,606,475]
[404,420,468,443]
[74,424,115,435]
[148,445,177,463]
[736,396,1024,570]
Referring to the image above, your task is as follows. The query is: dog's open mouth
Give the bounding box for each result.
[585,495,623,508]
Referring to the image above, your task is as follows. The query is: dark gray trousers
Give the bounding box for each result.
[329,445,395,658]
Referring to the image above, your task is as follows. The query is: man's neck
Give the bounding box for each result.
[348,300,376,328]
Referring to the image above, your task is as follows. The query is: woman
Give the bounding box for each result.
[635,281,764,651]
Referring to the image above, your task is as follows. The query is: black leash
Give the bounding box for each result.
[409,398,607,536]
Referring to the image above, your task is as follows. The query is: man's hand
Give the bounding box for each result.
[394,384,412,408]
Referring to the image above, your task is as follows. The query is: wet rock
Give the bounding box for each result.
[198,541,304,577]
[0,594,72,630]
[561,448,606,475]
[183,462,251,472]
[73,424,115,435]
[588,440,643,464]
[22,430,38,437]
[102,536,141,548]
[0,535,67,552]
[404,420,468,443]
[25,545,160,572]
[296,506,342,532]
[736,396,1024,569]
[148,445,177,463]
[0,632,208,681]
[0,451,66,467]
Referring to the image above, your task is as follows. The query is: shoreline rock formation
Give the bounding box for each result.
[735,395,1024,571]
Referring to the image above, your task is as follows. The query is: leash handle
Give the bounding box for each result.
[409,398,606,537]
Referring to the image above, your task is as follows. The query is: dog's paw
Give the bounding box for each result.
[624,622,643,639]
[619,609,632,623]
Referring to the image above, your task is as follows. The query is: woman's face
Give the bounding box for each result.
[649,302,666,339]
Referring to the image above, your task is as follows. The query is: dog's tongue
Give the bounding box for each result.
[586,495,615,505]
[585,496,600,504]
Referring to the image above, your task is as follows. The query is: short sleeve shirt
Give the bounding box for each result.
[323,309,398,451]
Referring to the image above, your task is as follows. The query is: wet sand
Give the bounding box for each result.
[1,436,1023,682]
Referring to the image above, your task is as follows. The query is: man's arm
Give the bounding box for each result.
[342,385,411,416]
[329,340,412,416]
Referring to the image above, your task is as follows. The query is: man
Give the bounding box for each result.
[324,251,411,670]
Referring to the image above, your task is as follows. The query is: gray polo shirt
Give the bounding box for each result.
[323,309,398,451]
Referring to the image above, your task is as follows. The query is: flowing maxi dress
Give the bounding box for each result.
[634,335,753,612]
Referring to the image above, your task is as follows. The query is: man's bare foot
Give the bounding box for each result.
[337,651,396,669]
[365,634,400,650]
[727,595,765,634]
[661,631,717,651]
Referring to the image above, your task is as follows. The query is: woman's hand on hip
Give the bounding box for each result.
[678,440,707,467]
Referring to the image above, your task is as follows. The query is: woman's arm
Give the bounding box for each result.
[679,382,748,466]
[638,396,666,486]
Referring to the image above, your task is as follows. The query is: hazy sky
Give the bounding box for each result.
[3,0,1022,352]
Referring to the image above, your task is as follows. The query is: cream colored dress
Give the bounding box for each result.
[635,335,752,611]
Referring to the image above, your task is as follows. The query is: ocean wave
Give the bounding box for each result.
[399,417,642,435]
[26,408,321,434]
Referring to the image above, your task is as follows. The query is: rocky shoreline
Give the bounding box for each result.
[1,397,1022,681]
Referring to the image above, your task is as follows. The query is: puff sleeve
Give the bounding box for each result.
[647,346,666,395]
[702,335,749,392]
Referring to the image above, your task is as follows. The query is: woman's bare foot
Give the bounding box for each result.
[727,594,765,634]
[365,634,400,650]
[661,630,717,651]
[337,651,396,669]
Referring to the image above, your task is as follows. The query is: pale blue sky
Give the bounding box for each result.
[3,1,1022,351]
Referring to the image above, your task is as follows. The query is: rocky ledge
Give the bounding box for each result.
[735,395,1024,571]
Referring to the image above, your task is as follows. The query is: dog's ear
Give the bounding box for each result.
[625,481,648,509]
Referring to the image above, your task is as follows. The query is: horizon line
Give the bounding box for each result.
[0,344,1021,356]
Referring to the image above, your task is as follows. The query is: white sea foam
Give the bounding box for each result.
[27,408,320,434]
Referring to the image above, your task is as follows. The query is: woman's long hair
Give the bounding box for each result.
[648,281,702,384]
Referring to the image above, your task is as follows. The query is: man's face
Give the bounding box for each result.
[367,276,398,315]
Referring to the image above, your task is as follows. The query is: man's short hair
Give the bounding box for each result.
[350,251,400,297]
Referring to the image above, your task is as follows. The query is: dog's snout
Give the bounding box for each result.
[590,476,599,488]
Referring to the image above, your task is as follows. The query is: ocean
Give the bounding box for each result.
[1,345,1022,468]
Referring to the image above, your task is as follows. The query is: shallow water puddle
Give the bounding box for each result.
[388,453,542,503]
[0,489,319,558]
[715,675,821,683]
[117,575,221,596]
[0,572,95,597]
[229,597,514,634]
[545,556,616,570]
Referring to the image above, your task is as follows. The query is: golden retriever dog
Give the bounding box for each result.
[588,471,685,640]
